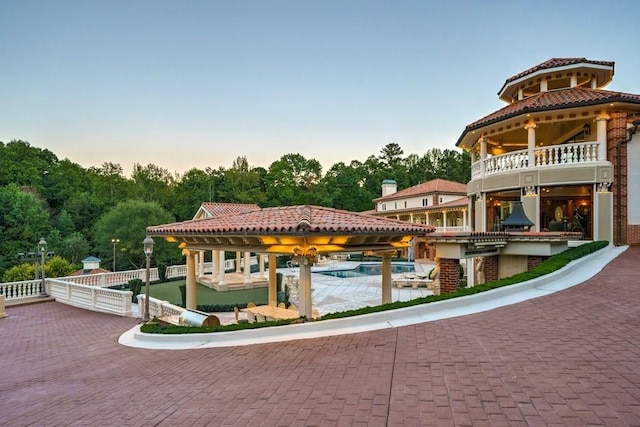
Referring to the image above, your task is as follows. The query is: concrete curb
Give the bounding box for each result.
[118,245,627,350]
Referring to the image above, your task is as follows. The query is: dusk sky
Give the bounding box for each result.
[2,0,639,177]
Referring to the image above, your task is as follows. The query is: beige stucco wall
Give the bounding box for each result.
[595,191,613,243]
[468,164,613,195]
[498,255,528,279]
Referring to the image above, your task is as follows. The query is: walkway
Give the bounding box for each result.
[2,246,639,425]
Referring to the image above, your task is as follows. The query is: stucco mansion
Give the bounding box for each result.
[374,58,640,246]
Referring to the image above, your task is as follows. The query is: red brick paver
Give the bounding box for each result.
[2,247,639,426]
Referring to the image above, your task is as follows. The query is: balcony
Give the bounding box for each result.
[471,141,604,179]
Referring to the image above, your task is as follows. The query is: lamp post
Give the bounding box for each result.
[38,238,47,296]
[111,238,120,271]
[142,236,154,322]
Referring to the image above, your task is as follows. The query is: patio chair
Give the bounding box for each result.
[247,312,255,324]
[277,302,286,308]
[247,302,256,308]
[255,313,266,323]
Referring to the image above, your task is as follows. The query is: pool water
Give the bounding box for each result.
[315,262,415,278]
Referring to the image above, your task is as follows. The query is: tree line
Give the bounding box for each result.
[0,140,470,280]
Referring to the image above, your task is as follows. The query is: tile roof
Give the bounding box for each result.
[148,205,434,236]
[435,196,468,209]
[503,57,614,86]
[374,179,467,202]
[463,87,640,132]
[200,202,261,218]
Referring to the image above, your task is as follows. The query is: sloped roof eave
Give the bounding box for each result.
[456,93,640,148]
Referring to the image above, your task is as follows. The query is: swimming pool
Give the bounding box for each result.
[315,262,415,278]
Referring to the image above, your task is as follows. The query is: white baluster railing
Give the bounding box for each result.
[472,141,603,179]
[48,279,133,316]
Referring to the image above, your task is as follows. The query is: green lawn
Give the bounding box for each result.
[148,280,268,306]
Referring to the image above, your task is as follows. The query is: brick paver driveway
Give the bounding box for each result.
[2,246,639,426]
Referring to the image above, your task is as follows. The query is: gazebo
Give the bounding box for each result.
[146,205,435,318]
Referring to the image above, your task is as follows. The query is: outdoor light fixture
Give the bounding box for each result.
[583,123,591,135]
[142,236,155,322]
[38,238,47,296]
[111,238,120,271]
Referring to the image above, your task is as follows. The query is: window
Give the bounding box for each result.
[422,198,428,206]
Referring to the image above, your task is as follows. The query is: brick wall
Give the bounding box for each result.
[439,258,461,294]
[628,225,640,245]
[484,255,499,283]
[527,256,546,270]
[608,112,629,245]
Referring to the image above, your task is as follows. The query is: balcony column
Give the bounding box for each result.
[525,122,537,167]
[463,209,467,231]
[443,211,448,231]
[480,138,487,175]
[596,115,610,160]
[475,193,486,232]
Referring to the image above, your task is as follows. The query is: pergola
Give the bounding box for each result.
[146,204,435,318]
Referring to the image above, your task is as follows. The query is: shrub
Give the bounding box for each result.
[157,262,167,282]
[128,278,143,302]
[178,284,186,307]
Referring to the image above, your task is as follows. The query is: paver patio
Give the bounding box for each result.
[1,246,639,426]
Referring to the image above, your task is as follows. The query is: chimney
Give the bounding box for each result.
[381,179,397,197]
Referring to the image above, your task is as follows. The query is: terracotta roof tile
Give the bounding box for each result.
[148,205,434,236]
[465,87,640,131]
[503,57,614,86]
[374,179,467,202]
[200,202,261,217]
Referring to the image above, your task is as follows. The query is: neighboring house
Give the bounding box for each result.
[372,178,469,230]
[455,57,640,245]
[193,202,261,220]
[71,256,111,276]
[370,178,469,260]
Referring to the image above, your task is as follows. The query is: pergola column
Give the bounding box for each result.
[235,252,241,273]
[295,255,315,319]
[198,250,205,278]
[268,254,277,306]
[381,252,392,304]
[213,250,220,281]
[443,211,448,231]
[244,251,252,285]
[218,251,226,287]
[185,250,197,310]
[525,122,537,167]
[259,254,265,279]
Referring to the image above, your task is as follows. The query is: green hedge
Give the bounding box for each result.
[140,241,608,334]
[141,317,300,334]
